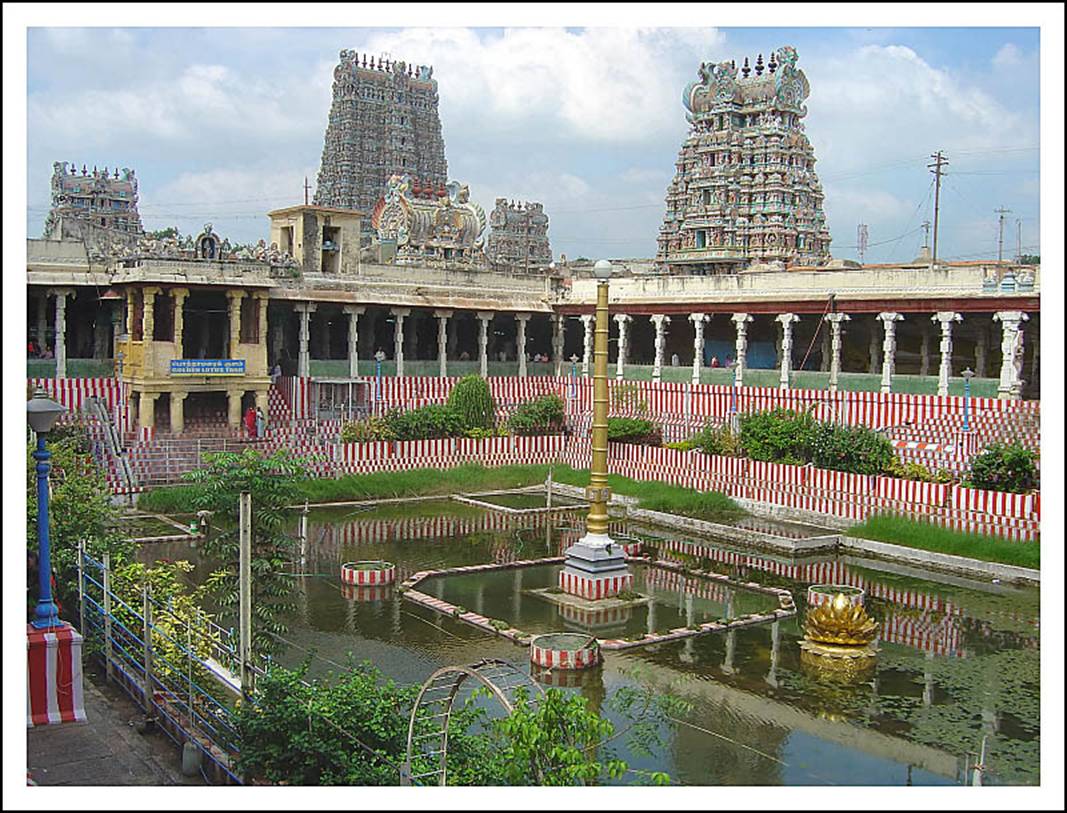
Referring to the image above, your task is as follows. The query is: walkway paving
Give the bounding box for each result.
[27,665,205,786]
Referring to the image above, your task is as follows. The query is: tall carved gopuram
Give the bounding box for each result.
[657,46,832,274]
[314,50,449,214]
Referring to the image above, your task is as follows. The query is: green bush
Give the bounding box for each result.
[447,375,495,431]
[508,394,565,436]
[607,417,662,446]
[965,443,1039,494]
[739,408,818,464]
[886,459,956,484]
[385,404,465,440]
[809,422,894,475]
[340,416,396,443]
[692,422,741,457]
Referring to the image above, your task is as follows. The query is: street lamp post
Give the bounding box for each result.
[569,354,579,400]
[728,360,739,434]
[374,349,385,415]
[559,261,632,600]
[961,368,975,434]
[28,388,67,629]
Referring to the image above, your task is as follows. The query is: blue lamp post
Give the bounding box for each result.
[28,388,67,629]
[961,368,974,434]
[374,349,385,415]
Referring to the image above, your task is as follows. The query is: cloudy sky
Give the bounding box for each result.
[25,25,1040,264]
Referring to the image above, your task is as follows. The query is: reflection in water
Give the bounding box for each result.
[141,498,1039,786]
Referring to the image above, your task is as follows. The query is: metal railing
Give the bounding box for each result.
[78,547,254,782]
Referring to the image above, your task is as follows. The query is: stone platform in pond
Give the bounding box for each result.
[398,555,796,652]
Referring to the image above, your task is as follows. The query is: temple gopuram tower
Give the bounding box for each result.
[43,162,143,238]
[314,50,448,214]
[656,46,832,274]
[486,199,553,271]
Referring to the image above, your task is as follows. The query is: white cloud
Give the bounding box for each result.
[992,43,1022,68]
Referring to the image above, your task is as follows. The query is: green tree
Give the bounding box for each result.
[183,448,310,658]
[447,375,496,430]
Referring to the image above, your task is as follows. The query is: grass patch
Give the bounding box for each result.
[847,513,1040,570]
[137,462,743,524]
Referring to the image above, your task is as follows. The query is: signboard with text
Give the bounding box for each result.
[170,359,246,376]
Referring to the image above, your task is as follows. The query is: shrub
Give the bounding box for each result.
[739,408,818,464]
[447,375,495,430]
[809,422,894,475]
[340,416,396,443]
[607,417,662,446]
[508,394,565,436]
[385,404,465,440]
[886,459,956,484]
[692,422,741,457]
[965,443,1039,494]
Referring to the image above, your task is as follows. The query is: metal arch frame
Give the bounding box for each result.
[401,658,544,786]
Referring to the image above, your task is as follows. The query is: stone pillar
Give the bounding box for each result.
[993,311,1028,399]
[775,313,800,390]
[878,312,904,393]
[125,290,137,337]
[434,309,452,378]
[932,312,962,396]
[516,313,531,377]
[138,391,157,430]
[294,303,316,377]
[824,313,851,393]
[580,314,595,377]
[256,294,269,370]
[226,290,246,358]
[690,313,709,385]
[227,389,242,428]
[650,314,670,383]
[918,325,931,377]
[868,319,880,374]
[552,313,565,378]
[36,292,49,349]
[172,288,189,354]
[53,289,71,378]
[614,314,632,381]
[169,391,187,435]
[731,313,753,388]
[391,307,410,378]
[343,305,364,378]
[1011,323,1026,400]
[975,326,988,378]
[477,311,493,378]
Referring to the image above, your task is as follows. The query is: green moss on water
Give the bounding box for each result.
[847,513,1040,570]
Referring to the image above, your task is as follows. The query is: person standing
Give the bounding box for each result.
[244,405,257,438]
[255,406,266,439]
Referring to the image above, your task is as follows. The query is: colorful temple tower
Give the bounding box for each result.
[314,50,449,215]
[656,46,832,274]
[486,199,553,271]
[44,162,143,238]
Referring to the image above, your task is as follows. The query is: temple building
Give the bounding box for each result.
[486,199,553,271]
[656,46,832,274]
[314,50,449,215]
[43,161,143,239]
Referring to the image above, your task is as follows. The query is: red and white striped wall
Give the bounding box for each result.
[29,377,123,415]
[530,636,601,670]
[558,569,633,600]
[340,561,396,586]
[27,624,86,727]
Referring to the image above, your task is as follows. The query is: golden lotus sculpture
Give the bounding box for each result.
[804,592,878,646]
[800,592,879,671]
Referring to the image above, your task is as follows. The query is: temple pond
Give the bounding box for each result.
[144,499,1040,786]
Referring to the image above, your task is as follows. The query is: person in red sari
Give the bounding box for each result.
[244,405,257,438]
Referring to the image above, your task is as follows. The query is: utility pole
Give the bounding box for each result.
[857,224,869,265]
[927,150,948,268]
[304,177,311,206]
[1015,218,1022,262]
[995,207,1012,263]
